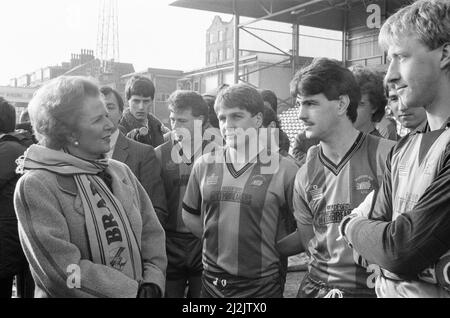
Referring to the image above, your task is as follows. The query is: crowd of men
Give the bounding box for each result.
[0,0,449,298]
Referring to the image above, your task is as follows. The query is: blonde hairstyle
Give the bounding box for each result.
[379,0,450,55]
[28,76,100,149]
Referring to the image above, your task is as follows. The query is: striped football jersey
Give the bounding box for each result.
[294,132,394,290]
[373,124,450,297]
[182,147,298,279]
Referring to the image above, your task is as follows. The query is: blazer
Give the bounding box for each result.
[112,132,168,226]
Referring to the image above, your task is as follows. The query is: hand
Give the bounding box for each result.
[127,127,151,144]
[351,190,375,218]
[137,282,162,298]
[337,191,375,243]
[337,213,358,245]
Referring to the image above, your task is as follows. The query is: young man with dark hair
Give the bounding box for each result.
[340,0,450,297]
[349,65,388,138]
[182,84,298,298]
[119,75,169,148]
[289,58,394,297]
[100,86,168,225]
[260,89,278,113]
[155,90,212,298]
[387,85,427,134]
[260,89,291,155]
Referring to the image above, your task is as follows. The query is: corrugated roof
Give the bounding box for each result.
[170,0,412,31]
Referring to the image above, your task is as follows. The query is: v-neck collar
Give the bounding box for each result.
[319,132,365,176]
[224,148,256,178]
[174,139,207,166]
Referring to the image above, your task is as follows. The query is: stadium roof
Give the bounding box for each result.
[170,0,413,31]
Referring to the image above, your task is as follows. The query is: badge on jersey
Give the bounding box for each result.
[206,173,219,185]
[250,175,266,187]
[354,175,374,195]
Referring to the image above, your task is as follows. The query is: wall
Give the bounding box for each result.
[346,0,387,67]
[153,75,179,125]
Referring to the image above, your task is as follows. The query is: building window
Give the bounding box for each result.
[158,93,170,102]
[218,30,224,42]
[208,32,214,44]
[206,51,210,64]
[209,51,215,64]
[218,49,224,62]
[194,81,199,92]
[243,66,249,83]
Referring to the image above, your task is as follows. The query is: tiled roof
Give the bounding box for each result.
[279,106,304,146]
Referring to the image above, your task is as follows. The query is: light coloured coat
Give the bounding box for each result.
[14,159,167,298]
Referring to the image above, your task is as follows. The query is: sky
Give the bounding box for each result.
[0,0,342,86]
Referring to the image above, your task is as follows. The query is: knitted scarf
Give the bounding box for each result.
[16,144,143,280]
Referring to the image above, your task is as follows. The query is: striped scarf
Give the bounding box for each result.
[16,144,143,281]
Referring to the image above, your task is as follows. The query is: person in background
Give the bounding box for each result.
[260,89,278,113]
[14,76,166,298]
[260,103,299,293]
[200,86,226,146]
[386,85,427,134]
[202,94,220,130]
[119,75,170,148]
[156,90,213,298]
[100,86,168,226]
[376,107,399,141]
[260,89,292,155]
[15,109,37,144]
[0,97,35,298]
[349,65,389,138]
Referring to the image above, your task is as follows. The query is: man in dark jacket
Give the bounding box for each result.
[101,86,168,226]
[0,97,35,298]
[119,75,169,148]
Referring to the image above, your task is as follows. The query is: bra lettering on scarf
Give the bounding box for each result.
[90,182,124,245]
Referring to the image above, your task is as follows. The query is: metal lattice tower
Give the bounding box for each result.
[96,0,120,73]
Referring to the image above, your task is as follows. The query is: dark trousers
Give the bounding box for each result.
[0,218,35,298]
[165,232,203,298]
[0,266,34,298]
[200,270,283,298]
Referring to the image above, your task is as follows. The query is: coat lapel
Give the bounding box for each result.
[112,132,130,163]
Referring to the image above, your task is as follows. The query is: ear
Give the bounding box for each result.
[66,132,79,145]
[197,115,206,127]
[440,42,450,70]
[254,111,263,128]
[337,95,351,116]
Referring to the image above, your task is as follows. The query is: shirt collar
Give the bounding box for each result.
[417,116,450,134]
[173,136,205,162]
